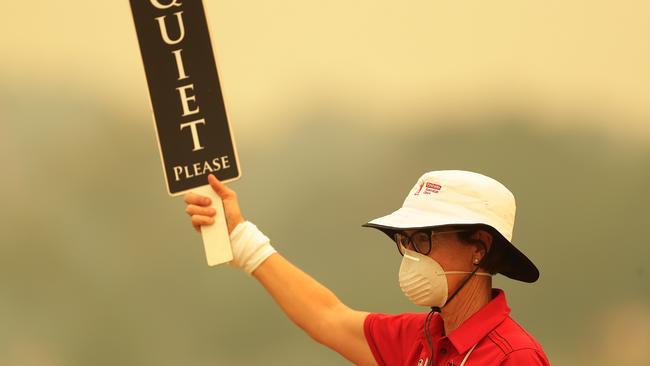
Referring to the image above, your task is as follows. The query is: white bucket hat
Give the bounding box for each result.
[363,170,539,282]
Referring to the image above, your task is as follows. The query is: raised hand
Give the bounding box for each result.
[183,174,244,234]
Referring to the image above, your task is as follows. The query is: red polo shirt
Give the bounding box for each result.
[364,289,549,366]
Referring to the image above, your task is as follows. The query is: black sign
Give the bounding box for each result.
[130,0,240,195]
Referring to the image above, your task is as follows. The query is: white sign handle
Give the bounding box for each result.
[192,184,233,266]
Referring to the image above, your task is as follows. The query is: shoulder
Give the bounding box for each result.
[364,312,427,337]
[364,313,427,365]
[364,312,429,365]
[487,316,550,365]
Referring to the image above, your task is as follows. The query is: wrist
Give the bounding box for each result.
[229,221,277,275]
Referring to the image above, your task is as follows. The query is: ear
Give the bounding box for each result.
[470,229,493,262]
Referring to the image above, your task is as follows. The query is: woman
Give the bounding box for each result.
[185,170,550,365]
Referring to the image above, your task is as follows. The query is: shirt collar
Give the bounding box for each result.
[446,288,511,353]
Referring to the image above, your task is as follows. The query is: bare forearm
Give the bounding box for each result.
[252,254,374,365]
[185,181,375,364]
[253,253,346,340]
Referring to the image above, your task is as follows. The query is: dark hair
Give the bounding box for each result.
[453,224,505,275]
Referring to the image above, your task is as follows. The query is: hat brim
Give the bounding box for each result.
[362,207,539,283]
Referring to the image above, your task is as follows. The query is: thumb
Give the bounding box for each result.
[208,174,234,199]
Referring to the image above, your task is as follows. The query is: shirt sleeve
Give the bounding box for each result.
[364,313,424,366]
[500,348,550,366]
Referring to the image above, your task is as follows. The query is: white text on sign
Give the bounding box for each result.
[173,155,231,181]
[152,0,210,155]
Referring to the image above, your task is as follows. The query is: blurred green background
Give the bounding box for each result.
[1,1,649,365]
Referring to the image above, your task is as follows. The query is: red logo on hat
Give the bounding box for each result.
[423,182,442,194]
[414,181,426,195]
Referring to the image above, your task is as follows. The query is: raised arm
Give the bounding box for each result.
[184,175,376,366]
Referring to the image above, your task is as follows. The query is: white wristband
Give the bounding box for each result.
[229,221,277,274]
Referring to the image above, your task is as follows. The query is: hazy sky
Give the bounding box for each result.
[1,3,649,365]
[3,0,649,141]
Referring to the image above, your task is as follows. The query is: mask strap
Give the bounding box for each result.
[444,241,492,309]
[444,271,492,276]
[443,264,481,310]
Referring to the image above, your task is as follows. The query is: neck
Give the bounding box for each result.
[440,276,492,334]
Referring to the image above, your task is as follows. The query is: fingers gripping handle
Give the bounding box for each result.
[193,184,233,266]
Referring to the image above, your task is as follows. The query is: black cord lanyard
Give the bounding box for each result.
[423,265,480,363]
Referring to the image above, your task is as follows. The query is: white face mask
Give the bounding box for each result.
[398,248,491,307]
